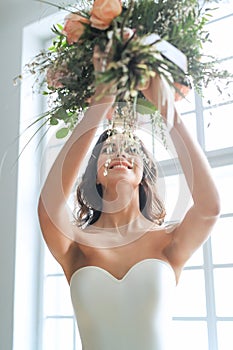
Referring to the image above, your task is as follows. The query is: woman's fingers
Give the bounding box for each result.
[93,45,108,72]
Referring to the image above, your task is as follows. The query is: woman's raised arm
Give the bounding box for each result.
[142,74,221,268]
[38,89,115,263]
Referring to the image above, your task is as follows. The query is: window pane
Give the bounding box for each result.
[137,128,172,161]
[214,267,233,317]
[211,217,233,264]
[217,321,233,350]
[40,137,63,182]
[172,321,208,350]
[44,245,64,275]
[204,15,233,59]
[212,165,233,215]
[159,174,178,221]
[173,270,206,317]
[75,327,82,350]
[44,275,74,316]
[208,1,233,21]
[43,318,74,350]
[182,112,197,139]
[185,246,204,267]
[203,58,233,108]
[163,174,191,223]
[204,104,233,151]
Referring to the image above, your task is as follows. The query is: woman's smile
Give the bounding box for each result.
[109,159,133,170]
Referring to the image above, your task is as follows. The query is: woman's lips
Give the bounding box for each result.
[109,160,133,170]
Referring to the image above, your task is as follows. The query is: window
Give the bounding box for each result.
[42,248,80,350]
[37,3,233,350]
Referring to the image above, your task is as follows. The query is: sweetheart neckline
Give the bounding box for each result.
[69,258,176,285]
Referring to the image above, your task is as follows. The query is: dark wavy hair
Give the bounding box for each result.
[74,129,166,227]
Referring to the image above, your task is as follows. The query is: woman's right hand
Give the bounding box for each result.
[92,45,117,101]
[93,45,109,73]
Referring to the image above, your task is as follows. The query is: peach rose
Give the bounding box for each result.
[90,0,122,30]
[62,13,90,44]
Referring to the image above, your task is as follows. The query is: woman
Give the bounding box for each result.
[38,53,220,350]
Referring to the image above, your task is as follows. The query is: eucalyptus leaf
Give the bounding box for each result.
[50,117,59,125]
[56,127,69,139]
[136,98,157,114]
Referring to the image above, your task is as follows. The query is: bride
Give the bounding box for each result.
[38,50,220,349]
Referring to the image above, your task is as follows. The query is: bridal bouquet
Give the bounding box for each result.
[18,0,231,139]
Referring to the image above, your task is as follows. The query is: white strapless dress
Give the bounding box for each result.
[70,259,176,350]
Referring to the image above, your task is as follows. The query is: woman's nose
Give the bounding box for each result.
[116,150,126,158]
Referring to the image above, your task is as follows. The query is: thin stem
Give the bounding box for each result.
[120,0,135,40]
[35,125,52,152]
[34,0,70,12]
[14,118,50,166]
[132,93,138,130]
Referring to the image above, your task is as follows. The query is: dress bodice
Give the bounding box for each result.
[70,258,176,350]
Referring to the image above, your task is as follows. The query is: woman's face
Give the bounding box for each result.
[96,133,144,188]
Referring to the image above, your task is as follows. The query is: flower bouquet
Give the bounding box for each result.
[17,0,232,140]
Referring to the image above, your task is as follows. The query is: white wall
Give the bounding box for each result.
[0,1,58,349]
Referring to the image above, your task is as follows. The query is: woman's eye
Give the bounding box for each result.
[101,146,114,154]
[126,146,139,154]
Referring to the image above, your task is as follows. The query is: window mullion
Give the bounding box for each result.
[195,88,219,348]
[194,92,205,149]
[203,239,218,350]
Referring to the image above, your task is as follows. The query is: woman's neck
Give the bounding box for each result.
[100,184,141,228]
[97,207,142,228]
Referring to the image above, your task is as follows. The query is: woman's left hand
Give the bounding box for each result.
[140,73,176,123]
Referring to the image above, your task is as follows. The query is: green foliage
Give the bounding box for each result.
[56,127,69,138]
[136,98,157,114]
[17,0,232,139]
[125,0,224,92]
